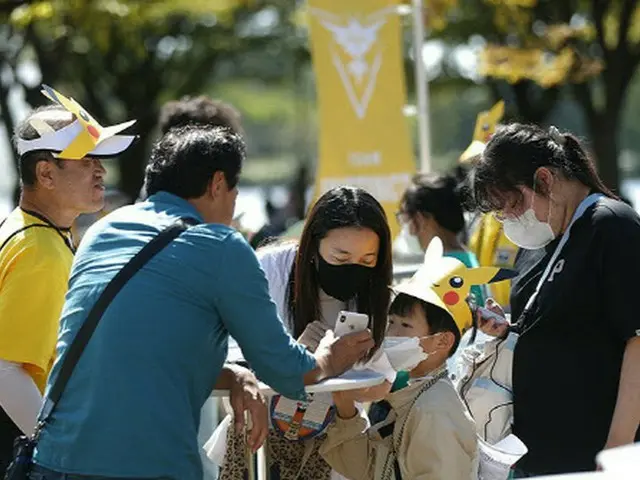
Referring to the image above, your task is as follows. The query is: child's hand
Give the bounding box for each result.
[348,382,392,403]
[332,390,358,419]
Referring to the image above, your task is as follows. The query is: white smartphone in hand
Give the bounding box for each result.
[334,311,369,337]
[476,306,508,323]
[473,305,511,338]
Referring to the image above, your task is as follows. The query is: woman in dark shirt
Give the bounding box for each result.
[469,123,640,477]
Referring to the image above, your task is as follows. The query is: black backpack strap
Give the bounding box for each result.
[368,399,392,425]
[0,224,74,254]
[39,217,198,424]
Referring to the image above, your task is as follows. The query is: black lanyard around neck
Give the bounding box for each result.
[0,208,76,255]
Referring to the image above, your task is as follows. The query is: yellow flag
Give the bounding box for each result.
[307,0,416,238]
[459,100,504,163]
[472,100,504,144]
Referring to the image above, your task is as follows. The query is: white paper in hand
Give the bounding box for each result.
[596,443,640,473]
[478,434,527,480]
[355,348,397,383]
[203,414,232,467]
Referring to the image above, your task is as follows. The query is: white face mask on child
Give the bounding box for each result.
[382,336,429,372]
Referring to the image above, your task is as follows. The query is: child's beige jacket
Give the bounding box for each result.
[320,377,478,480]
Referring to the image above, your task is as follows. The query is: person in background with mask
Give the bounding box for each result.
[395,173,490,385]
[397,173,487,307]
[220,186,395,480]
[470,123,640,477]
[320,263,477,480]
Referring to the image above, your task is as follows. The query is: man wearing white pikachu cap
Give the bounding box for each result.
[0,84,136,471]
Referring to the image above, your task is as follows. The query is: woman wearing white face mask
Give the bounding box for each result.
[469,123,640,477]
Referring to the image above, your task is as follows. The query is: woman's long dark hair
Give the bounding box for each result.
[471,123,616,212]
[287,186,392,358]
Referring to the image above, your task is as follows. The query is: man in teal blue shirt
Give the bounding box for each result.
[32,125,374,480]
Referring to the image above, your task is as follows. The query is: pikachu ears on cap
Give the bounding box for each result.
[417,237,518,291]
[459,100,505,164]
[15,84,137,160]
[391,238,451,321]
[398,237,517,335]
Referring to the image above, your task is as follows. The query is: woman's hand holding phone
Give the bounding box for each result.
[476,298,510,338]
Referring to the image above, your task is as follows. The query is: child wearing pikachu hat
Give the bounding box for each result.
[388,237,516,392]
[410,239,526,477]
[320,238,480,480]
[321,237,520,479]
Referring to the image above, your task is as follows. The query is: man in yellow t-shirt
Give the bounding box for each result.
[0,211,75,392]
[0,86,136,471]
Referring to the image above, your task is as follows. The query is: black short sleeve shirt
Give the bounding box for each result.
[509,197,640,475]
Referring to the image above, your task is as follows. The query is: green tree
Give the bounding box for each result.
[0,0,292,200]
[435,0,640,191]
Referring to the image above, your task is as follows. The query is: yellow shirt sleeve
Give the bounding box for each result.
[0,232,72,392]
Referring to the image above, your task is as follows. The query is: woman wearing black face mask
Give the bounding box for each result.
[219,186,393,480]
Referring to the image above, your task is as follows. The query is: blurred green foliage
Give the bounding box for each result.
[0,0,301,199]
[2,0,640,202]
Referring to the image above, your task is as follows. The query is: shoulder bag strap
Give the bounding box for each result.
[38,217,198,425]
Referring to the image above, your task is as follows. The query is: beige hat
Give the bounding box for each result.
[16,84,136,160]
[394,237,517,335]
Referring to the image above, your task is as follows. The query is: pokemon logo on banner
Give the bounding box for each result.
[307,0,416,238]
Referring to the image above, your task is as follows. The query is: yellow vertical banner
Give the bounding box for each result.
[307,0,416,238]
